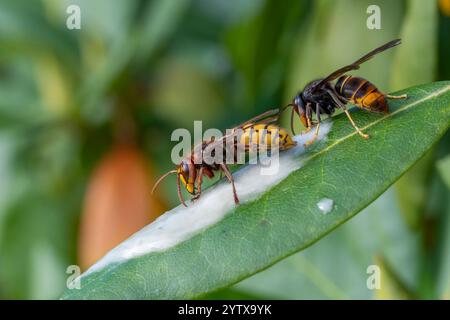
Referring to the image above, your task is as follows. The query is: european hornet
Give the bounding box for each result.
[152,110,296,206]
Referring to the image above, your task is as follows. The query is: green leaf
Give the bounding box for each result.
[230,188,420,300]
[437,154,450,190]
[62,82,450,299]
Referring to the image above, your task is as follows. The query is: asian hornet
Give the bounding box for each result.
[286,38,407,145]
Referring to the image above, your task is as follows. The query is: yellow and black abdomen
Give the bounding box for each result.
[335,75,388,113]
[238,123,296,152]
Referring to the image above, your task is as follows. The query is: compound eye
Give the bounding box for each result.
[182,161,189,174]
[294,95,301,107]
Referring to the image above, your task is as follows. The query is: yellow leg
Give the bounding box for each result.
[387,94,407,99]
[220,164,239,205]
[306,116,312,129]
[299,120,312,136]
[305,122,320,146]
[192,168,204,201]
[343,108,369,139]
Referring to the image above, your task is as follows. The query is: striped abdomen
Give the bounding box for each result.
[237,123,297,152]
[196,123,296,165]
[335,75,388,113]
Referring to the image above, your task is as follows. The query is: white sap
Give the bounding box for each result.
[82,122,333,277]
[316,198,334,215]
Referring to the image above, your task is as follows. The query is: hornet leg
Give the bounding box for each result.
[292,103,313,135]
[327,89,369,139]
[192,167,204,201]
[220,163,239,205]
[305,103,322,146]
[342,107,369,139]
[305,102,313,132]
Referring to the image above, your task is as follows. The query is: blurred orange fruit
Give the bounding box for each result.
[440,0,450,16]
[78,144,166,270]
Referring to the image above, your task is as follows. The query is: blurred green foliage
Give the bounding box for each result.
[0,0,448,299]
